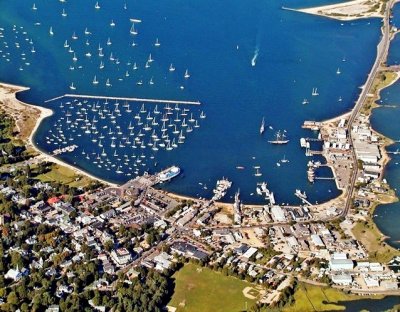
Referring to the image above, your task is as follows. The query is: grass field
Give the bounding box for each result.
[36,164,93,188]
[283,283,364,312]
[168,263,258,312]
[352,218,400,263]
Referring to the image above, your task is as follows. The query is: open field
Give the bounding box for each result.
[283,283,368,312]
[168,263,259,312]
[36,163,93,188]
[352,217,400,263]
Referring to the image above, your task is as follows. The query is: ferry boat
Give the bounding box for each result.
[268,131,289,144]
[157,166,181,182]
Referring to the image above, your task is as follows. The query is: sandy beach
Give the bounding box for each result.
[0,83,118,187]
[284,0,383,21]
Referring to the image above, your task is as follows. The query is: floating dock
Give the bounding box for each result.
[45,93,201,105]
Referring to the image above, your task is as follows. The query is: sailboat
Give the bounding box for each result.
[281,155,289,163]
[184,69,190,79]
[311,88,319,96]
[49,27,54,36]
[95,1,100,9]
[62,9,67,17]
[169,64,176,72]
[260,117,265,135]
[268,130,289,144]
[154,38,161,47]
[69,82,76,90]
[130,24,138,35]
[336,68,341,75]
[92,75,99,85]
[106,79,111,87]
[302,99,309,105]
[32,3,37,10]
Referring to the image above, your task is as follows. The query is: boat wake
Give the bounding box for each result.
[251,47,259,67]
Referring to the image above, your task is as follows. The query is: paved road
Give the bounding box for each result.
[342,0,395,217]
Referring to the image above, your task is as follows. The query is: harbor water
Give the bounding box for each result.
[0,0,382,204]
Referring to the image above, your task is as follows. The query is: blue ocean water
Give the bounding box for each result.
[0,1,382,204]
[369,2,400,248]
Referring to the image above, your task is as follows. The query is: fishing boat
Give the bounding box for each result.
[260,117,265,134]
[268,130,289,144]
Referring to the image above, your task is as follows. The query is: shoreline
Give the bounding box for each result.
[283,0,384,21]
[0,83,119,188]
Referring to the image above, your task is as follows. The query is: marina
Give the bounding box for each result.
[0,0,381,203]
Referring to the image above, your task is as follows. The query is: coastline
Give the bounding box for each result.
[0,83,119,188]
[283,0,384,21]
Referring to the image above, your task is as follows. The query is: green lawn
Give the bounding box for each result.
[36,164,93,188]
[283,283,379,312]
[168,263,258,312]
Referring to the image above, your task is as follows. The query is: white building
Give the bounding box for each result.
[311,234,325,247]
[329,258,354,271]
[271,206,286,222]
[331,274,353,286]
[111,248,132,267]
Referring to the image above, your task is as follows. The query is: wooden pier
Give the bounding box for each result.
[45,93,201,105]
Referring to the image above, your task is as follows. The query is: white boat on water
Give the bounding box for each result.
[260,117,265,134]
[154,38,161,47]
[130,24,138,35]
[184,69,190,79]
[95,1,100,9]
[92,75,99,85]
[69,82,76,90]
[49,27,54,36]
[169,63,176,72]
[311,87,319,96]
